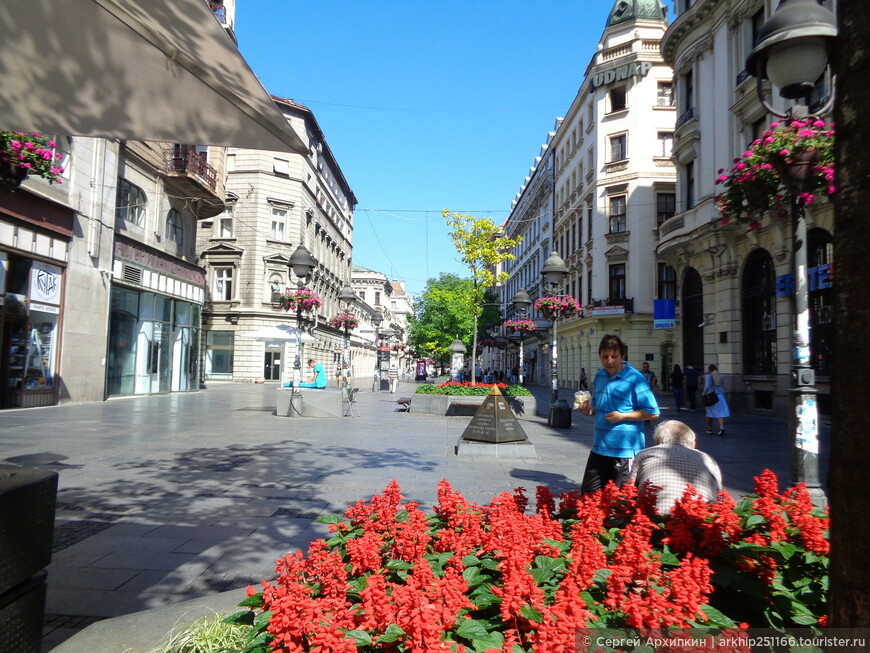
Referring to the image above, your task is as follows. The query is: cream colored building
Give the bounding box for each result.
[660,0,835,417]
[197,97,359,384]
[504,0,676,388]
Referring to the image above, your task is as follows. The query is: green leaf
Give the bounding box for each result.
[469,585,500,610]
[462,554,481,567]
[385,559,413,570]
[471,631,505,651]
[592,568,613,584]
[223,610,255,626]
[480,557,500,570]
[377,623,405,643]
[253,610,273,629]
[745,513,767,528]
[455,618,491,640]
[463,565,483,585]
[771,541,800,560]
[237,592,263,608]
[700,604,738,628]
[520,604,544,623]
[658,546,680,566]
[315,514,342,524]
[425,551,454,571]
[793,613,821,626]
[395,510,410,522]
[346,630,373,645]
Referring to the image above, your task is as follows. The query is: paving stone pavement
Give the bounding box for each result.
[0,379,828,652]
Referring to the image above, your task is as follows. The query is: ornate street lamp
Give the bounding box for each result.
[511,288,532,385]
[338,283,357,383]
[541,251,569,426]
[287,244,316,386]
[745,0,836,507]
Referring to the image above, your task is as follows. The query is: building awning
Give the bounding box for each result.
[0,0,308,155]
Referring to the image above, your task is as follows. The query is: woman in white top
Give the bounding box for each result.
[704,364,730,436]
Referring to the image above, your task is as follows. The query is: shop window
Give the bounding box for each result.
[206,331,234,379]
[116,178,146,226]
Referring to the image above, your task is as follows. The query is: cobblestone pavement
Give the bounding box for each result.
[0,379,827,651]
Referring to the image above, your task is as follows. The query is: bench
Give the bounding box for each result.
[396,396,412,411]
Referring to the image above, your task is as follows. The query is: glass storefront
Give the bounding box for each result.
[107,286,201,397]
[205,330,234,379]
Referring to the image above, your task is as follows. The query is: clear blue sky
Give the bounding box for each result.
[235,1,672,298]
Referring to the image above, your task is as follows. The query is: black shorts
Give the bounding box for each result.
[580,451,632,494]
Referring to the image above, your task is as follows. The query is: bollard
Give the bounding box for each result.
[548,399,572,428]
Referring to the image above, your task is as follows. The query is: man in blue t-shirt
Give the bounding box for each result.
[297,358,327,388]
[576,334,660,494]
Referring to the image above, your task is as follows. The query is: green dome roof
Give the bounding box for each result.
[606,0,667,27]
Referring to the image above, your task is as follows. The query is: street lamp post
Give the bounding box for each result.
[371,308,383,392]
[511,288,532,385]
[338,283,357,385]
[746,0,836,507]
[287,244,316,387]
[541,251,570,427]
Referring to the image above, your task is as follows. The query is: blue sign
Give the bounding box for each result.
[776,264,833,297]
[653,299,675,329]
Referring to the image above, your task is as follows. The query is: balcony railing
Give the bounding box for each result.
[675,107,696,129]
[165,146,218,191]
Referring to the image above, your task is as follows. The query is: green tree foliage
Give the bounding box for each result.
[443,209,521,381]
[408,274,474,365]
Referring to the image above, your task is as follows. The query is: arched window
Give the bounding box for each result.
[165,209,183,246]
[742,249,777,374]
[808,228,834,375]
[116,178,146,226]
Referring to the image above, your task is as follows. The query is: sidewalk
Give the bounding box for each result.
[0,379,825,651]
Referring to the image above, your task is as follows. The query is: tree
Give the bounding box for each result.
[830,0,870,629]
[444,209,521,383]
[408,273,502,373]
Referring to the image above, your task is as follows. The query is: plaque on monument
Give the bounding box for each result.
[460,386,528,443]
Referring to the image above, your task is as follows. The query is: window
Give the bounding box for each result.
[609,134,627,162]
[214,267,233,301]
[657,192,676,226]
[270,207,286,241]
[684,69,694,114]
[742,250,777,374]
[217,205,233,237]
[658,263,677,300]
[657,81,674,106]
[587,269,593,304]
[273,158,290,175]
[609,86,627,112]
[657,132,674,158]
[586,200,593,240]
[165,208,183,245]
[609,264,626,300]
[375,291,381,306]
[685,160,695,210]
[116,178,146,226]
[609,195,626,233]
[205,331,234,379]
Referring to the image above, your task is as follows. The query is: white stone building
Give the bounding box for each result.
[659,0,835,417]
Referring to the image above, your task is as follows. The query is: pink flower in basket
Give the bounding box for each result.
[503,318,538,334]
[279,287,322,312]
[535,296,582,319]
[328,312,359,330]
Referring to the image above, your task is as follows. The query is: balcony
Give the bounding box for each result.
[675,107,695,129]
[588,297,634,315]
[163,145,224,219]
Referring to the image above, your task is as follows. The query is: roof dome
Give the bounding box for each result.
[606,0,668,27]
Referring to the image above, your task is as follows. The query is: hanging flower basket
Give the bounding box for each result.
[715,119,834,229]
[279,287,322,312]
[328,312,359,330]
[391,343,405,352]
[503,319,537,334]
[0,131,65,187]
[535,296,582,320]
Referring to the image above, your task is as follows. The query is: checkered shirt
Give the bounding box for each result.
[626,443,723,514]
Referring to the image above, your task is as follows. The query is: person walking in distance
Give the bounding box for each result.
[683,363,700,411]
[388,364,399,394]
[670,364,685,412]
[575,334,660,494]
[703,364,730,436]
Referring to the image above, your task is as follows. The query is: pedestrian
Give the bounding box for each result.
[579,367,588,391]
[334,364,342,388]
[388,364,399,393]
[298,359,327,388]
[684,363,700,410]
[704,364,730,436]
[575,334,660,494]
[623,420,722,514]
[640,361,658,389]
[670,364,684,411]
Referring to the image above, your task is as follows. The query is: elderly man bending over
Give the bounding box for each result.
[624,419,722,514]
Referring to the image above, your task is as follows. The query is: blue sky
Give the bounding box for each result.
[235,1,671,298]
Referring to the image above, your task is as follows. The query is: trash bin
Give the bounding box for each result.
[548,399,572,428]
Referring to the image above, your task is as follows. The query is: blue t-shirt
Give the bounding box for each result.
[312,363,327,388]
[591,361,659,458]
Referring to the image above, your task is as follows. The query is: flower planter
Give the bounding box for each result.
[409,393,537,419]
[775,147,820,195]
[741,179,774,211]
[0,159,28,189]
